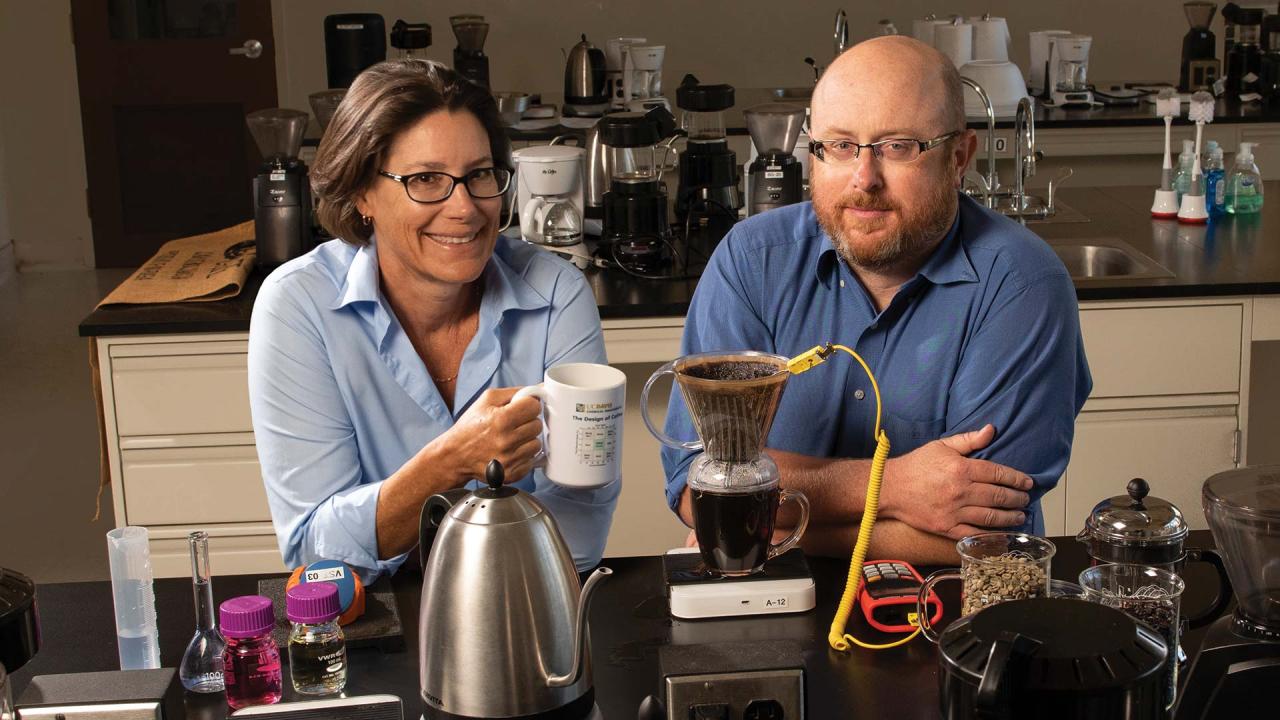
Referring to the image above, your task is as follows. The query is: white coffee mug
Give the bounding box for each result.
[513,363,626,489]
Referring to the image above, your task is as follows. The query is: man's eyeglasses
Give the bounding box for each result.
[808,131,962,165]
[378,167,512,204]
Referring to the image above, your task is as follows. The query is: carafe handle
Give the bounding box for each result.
[767,489,810,561]
[1183,547,1233,629]
[917,568,962,642]
[639,360,702,451]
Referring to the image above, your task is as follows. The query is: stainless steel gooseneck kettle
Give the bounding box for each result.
[418,460,610,720]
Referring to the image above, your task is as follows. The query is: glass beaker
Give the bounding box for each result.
[917,532,1055,641]
[1080,564,1183,710]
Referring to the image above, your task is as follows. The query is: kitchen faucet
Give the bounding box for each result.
[834,9,849,57]
[1013,96,1036,215]
[960,77,998,210]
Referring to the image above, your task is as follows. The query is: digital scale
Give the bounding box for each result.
[663,547,815,620]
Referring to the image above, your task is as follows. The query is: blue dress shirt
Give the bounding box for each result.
[662,194,1092,535]
[248,235,620,580]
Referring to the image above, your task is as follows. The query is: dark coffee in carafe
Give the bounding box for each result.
[691,485,781,575]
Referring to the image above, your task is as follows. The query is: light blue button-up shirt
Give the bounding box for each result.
[248,235,620,580]
[662,194,1092,536]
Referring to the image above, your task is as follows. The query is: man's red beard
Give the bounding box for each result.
[813,181,957,271]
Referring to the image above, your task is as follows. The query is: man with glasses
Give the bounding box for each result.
[662,36,1091,560]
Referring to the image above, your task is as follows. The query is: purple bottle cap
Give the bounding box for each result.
[286,582,341,625]
[219,595,275,638]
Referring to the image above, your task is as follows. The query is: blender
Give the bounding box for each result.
[511,145,590,269]
[1046,34,1094,107]
[450,15,490,89]
[599,111,676,273]
[1181,2,1220,92]
[246,109,313,267]
[1175,466,1280,719]
[744,103,806,216]
[674,75,741,249]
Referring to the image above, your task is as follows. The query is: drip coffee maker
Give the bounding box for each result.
[744,103,807,216]
[450,15,489,89]
[604,37,646,110]
[1181,2,1220,91]
[674,75,740,248]
[512,145,590,269]
[623,44,669,111]
[246,109,313,267]
[599,111,676,273]
[640,352,811,578]
[1175,466,1280,719]
[1046,34,1094,106]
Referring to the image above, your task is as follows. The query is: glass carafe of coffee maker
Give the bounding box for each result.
[640,351,810,576]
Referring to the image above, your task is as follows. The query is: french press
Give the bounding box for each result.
[1077,477,1232,628]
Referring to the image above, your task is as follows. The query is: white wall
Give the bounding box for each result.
[0,0,93,270]
[271,0,1206,120]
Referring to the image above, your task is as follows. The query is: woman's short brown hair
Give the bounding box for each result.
[310,59,510,245]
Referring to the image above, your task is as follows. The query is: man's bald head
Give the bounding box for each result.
[812,35,965,138]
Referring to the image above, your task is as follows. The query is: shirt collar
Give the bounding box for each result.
[329,235,553,315]
[814,192,978,288]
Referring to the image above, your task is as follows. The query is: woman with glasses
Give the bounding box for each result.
[248,60,618,581]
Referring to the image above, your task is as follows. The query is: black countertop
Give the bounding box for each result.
[7,532,1227,719]
[506,91,1280,142]
[78,183,1280,337]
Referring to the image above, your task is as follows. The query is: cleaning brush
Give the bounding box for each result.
[1178,91,1216,223]
[1156,88,1180,191]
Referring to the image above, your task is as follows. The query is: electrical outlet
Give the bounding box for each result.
[664,669,802,720]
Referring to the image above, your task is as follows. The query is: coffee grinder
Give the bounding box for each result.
[1174,466,1280,719]
[674,75,740,248]
[1182,2,1221,91]
[450,15,490,89]
[246,109,312,267]
[744,103,806,217]
[599,110,676,273]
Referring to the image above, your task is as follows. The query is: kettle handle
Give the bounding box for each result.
[418,488,471,570]
[975,632,1041,720]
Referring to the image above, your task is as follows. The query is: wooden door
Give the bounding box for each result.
[72,0,278,267]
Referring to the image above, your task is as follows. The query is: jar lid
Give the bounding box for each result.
[286,582,341,624]
[1081,478,1189,547]
[219,595,276,638]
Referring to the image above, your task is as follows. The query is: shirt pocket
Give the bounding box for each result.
[880,411,946,456]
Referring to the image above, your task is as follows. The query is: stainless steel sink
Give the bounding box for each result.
[1048,239,1173,281]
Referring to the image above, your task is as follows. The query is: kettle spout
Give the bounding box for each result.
[546,566,611,688]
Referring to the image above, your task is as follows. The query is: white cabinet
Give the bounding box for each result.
[97,334,281,577]
[1038,300,1247,536]
[95,299,1255,573]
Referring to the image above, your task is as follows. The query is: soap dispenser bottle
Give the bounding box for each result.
[1225,142,1264,214]
[1174,138,1196,202]
[1204,141,1226,215]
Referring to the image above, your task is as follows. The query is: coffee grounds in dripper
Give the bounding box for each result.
[676,356,788,463]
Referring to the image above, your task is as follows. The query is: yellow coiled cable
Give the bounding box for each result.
[787,343,921,652]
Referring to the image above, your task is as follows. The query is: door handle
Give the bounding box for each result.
[229,39,263,59]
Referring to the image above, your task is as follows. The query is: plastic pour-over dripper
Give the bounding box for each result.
[641,351,791,463]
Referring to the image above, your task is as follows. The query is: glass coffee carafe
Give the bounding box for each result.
[641,351,810,576]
